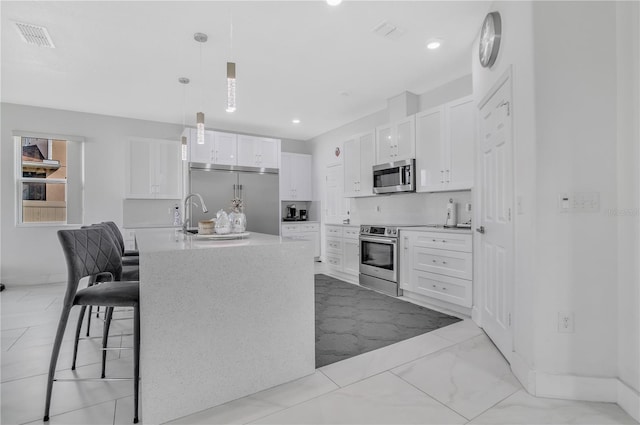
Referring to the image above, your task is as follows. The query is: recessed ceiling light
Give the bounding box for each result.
[426,38,442,50]
[327,0,342,6]
[292,119,301,124]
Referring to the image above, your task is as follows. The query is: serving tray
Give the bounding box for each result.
[195,232,250,240]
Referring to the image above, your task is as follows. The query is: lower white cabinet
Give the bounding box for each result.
[325,225,359,277]
[281,222,320,258]
[400,230,473,308]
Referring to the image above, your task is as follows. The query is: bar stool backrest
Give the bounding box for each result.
[102,221,126,255]
[57,227,123,309]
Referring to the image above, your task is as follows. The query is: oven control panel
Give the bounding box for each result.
[360,225,398,237]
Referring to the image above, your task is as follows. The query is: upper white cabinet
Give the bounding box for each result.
[344,130,375,197]
[126,138,182,199]
[375,116,415,164]
[416,96,475,192]
[280,153,312,201]
[237,135,280,169]
[188,129,237,166]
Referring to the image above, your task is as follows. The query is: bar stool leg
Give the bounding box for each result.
[101,307,114,379]
[133,304,140,423]
[44,306,72,421]
[71,305,88,370]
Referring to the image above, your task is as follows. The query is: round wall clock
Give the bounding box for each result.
[479,11,502,68]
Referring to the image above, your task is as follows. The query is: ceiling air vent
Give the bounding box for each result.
[372,20,405,41]
[15,22,55,48]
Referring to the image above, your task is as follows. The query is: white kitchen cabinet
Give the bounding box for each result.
[375,116,415,164]
[344,130,375,197]
[281,222,320,258]
[126,138,182,199]
[280,153,312,201]
[237,135,280,169]
[416,96,475,192]
[400,229,473,308]
[188,129,237,166]
[324,225,359,278]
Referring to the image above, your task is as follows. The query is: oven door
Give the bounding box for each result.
[359,235,397,283]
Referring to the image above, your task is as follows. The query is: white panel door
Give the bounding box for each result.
[294,154,312,200]
[477,74,514,360]
[325,164,348,222]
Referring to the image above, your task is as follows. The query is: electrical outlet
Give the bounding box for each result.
[558,312,574,333]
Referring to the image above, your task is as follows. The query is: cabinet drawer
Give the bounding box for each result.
[326,237,343,253]
[412,270,472,307]
[300,223,319,232]
[413,247,472,280]
[343,226,360,240]
[413,231,472,252]
[325,254,342,269]
[281,224,301,236]
[326,225,343,237]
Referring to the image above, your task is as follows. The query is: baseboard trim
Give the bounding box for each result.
[618,379,640,423]
[535,372,618,403]
[511,361,640,422]
[509,352,536,394]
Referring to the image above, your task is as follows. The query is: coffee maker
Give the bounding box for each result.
[286,204,296,220]
[299,209,307,221]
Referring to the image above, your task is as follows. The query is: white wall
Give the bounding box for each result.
[472,0,640,413]
[1,103,183,284]
[615,0,640,396]
[1,103,307,285]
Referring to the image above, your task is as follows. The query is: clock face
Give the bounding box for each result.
[479,12,502,68]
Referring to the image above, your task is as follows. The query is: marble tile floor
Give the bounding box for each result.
[2,277,637,425]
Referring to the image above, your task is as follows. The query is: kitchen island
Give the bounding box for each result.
[135,228,315,424]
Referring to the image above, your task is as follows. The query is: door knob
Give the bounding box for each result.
[476,226,485,234]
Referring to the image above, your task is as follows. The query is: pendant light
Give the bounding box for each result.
[226,14,236,113]
[226,62,236,113]
[179,77,190,161]
[194,32,208,144]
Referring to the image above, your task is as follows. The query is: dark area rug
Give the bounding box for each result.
[315,274,461,368]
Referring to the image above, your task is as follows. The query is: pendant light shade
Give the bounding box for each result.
[196,112,205,144]
[181,136,188,160]
[226,62,236,113]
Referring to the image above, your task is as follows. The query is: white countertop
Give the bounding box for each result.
[135,227,294,253]
[399,225,473,234]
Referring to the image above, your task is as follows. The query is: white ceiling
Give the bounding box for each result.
[1,1,491,141]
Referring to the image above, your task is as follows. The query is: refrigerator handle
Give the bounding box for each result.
[233,184,237,199]
[238,184,243,200]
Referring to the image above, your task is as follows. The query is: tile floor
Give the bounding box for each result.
[2,270,637,425]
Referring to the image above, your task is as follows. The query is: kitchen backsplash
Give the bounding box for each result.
[123,199,182,228]
[348,190,472,226]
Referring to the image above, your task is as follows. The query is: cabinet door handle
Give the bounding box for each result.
[442,287,447,291]
[446,169,450,183]
[442,261,447,265]
[440,170,444,183]
[442,240,447,243]
[432,259,437,263]
[432,239,437,242]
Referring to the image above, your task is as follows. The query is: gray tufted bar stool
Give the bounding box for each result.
[44,227,140,424]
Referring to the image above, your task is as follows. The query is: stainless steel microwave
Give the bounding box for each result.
[372,158,416,194]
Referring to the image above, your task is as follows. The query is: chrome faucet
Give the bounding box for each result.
[182,193,209,233]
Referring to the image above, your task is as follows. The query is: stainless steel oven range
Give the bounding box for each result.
[359,225,402,297]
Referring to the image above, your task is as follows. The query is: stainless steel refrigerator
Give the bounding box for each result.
[189,164,280,235]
